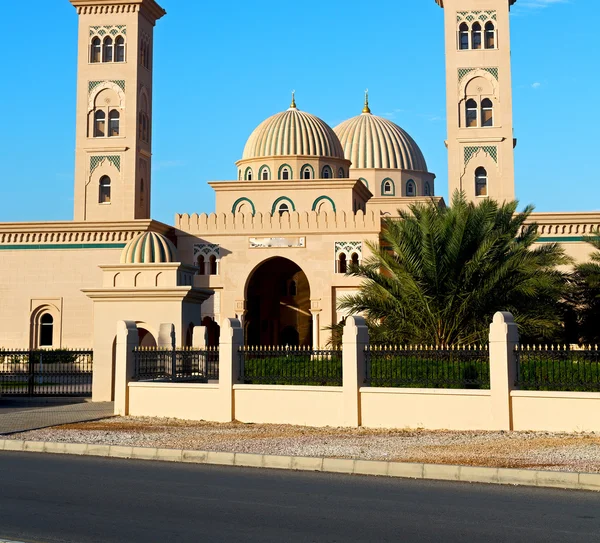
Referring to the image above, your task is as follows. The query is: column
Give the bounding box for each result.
[341,316,369,427]
[217,318,243,422]
[113,320,139,416]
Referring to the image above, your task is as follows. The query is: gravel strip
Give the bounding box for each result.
[6,417,600,473]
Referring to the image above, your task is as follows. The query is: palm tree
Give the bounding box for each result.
[336,192,569,345]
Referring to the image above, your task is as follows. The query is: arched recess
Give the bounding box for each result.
[244,167,253,181]
[278,163,293,180]
[244,257,312,347]
[136,322,157,348]
[311,196,336,213]
[359,178,369,189]
[459,71,498,102]
[300,163,315,180]
[30,303,61,349]
[88,81,126,110]
[381,178,396,196]
[232,197,256,215]
[406,180,417,197]
[271,196,296,215]
[258,165,271,181]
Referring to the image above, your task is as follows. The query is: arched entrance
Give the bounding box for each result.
[245,257,311,346]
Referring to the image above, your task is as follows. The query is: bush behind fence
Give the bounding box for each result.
[133,347,219,382]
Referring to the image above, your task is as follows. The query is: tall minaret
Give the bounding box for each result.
[70,0,166,222]
[436,0,516,202]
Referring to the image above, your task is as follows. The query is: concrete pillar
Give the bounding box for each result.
[341,316,369,427]
[158,323,175,349]
[217,318,243,422]
[489,311,519,430]
[310,310,321,349]
[192,325,208,349]
[114,320,139,416]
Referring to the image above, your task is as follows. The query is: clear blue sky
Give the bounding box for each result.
[0,0,596,225]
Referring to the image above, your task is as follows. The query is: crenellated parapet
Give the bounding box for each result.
[175,210,381,235]
[528,213,600,239]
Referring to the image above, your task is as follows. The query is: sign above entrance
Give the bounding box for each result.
[249,237,306,249]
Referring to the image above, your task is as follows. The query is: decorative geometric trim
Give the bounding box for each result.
[90,25,127,37]
[312,196,337,213]
[271,197,296,215]
[90,156,121,174]
[89,80,126,93]
[232,197,256,215]
[458,67,498,82]
[335,241,363,259]
[464,146,498,166]
[456,11,496,23]
[193,243,220,259]
[0,243,126,251]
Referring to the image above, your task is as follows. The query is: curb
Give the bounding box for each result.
[2,438,599,492]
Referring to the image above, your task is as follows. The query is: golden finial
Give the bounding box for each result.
[290,90,297,109]
[362,88,371,114]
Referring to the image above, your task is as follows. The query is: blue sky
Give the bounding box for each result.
[0,0,596,225]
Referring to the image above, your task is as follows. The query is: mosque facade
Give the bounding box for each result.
[1,0,598,401]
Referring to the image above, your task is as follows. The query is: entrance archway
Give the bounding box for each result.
[245,257,311,346]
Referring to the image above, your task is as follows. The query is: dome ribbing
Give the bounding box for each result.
[120,232,177,264]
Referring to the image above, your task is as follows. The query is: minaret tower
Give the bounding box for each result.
[436,0,516,202]
[69,0,166,221]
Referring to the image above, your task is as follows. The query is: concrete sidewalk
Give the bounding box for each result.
[0,399,114,434]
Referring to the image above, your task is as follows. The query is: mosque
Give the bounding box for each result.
[1,0,597,401]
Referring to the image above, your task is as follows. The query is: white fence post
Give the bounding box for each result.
[114,320,139,416]
[218,318,243,422]
[192,326,208,349]
[489,311,519,430]
[342,316,369,427]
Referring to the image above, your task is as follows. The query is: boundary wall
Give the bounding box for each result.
[114,314,600,432]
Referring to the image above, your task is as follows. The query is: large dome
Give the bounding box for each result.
[242,102,345,160]
[120,232,178,264]
[334,110,428,172]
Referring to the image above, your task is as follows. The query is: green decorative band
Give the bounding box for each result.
[537,237,585,243]
[458,67,498,82]
[88,80,126,94]
[90,25,127,37]
[456,10,497,22]
[464,146,498,165]
[0,243,126,251]
[90,156,121,173]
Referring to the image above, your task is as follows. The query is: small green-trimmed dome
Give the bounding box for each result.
[120,232,177,264]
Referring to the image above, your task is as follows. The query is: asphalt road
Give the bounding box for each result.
[1,452,599,543]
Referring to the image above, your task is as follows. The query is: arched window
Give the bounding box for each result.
[459,23,469,50]
[338,253,347,274]
[481,98,493,127]
[322,166,332,179]
[472,22,482,50]
[338,168,344,178]
[302,167,312,180]
[281,168,289,180]
[94,110,106,137]
[261,168,269,180]
[197,255,205,275]
[108,110,120,136]
[466,99,478,128]
[485,22,495,49]
[39,313,54,347]
[383,180,393,195]
[115,36,126,62]
[278,203,290,216]
[91,37,101,63]
[406,180,416,197]
[247,169,253,181]
[103,37,113,62]
[209,255,217,275]
[289,281,297,297]
[424,182,431,196]
[351,253,359,268]
[99,176,111,203]
[475,167,488,197]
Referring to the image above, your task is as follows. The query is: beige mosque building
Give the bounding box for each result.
[1,0,599,401]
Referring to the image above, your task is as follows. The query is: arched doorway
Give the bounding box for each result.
[245,257,311,346]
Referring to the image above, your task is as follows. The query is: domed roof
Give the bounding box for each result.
[334,104,428,172]
[120,232,178,264]
[241,98,345,161]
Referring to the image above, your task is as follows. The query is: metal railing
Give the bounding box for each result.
[0,349,93,396]
[133,347,219,382]
[365,345,490,389]
[516,345,600,392]
[239,346,342,386]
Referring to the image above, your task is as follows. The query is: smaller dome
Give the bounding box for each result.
[121,232,178,264]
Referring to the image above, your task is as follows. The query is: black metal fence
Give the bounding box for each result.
[0,349,93,396]
[365,345,490,389]
[516,345,600,392]
[239,347,343,386]
[133,347,219,382]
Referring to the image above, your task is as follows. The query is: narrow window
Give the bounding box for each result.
[262,168,269,180]
[209,255,217,275]
[322,166,332,179]
[303,168,311,180]
[425,182,431,196]
[472,22,482,50]
[485,22,495,49]
[466,99,478,128]
[115,36,126,62]
[247,170,253,181]
[338,253,347,274]
[99,176,111,203]
[338,168,344,178]
[39,314,53,347]
[197,255,205,275]
[103,37,113,62]
[459,23,469,50]
[94,110,106,137]
[406,181,416,197]
[481,98,493,127]
[383,181,392,194]
[282,168,289,180]
[108,110,120,136]
[475,167,488,196]
[278,203,290,216]
[91,37,101,63]
[351,253,359,268]
[289,281,297,296]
